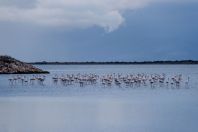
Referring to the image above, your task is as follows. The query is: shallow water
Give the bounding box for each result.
[0,65,198,132]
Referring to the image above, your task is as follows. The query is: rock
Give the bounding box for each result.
[0,55,49,74]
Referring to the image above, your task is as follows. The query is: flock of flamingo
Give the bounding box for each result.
[8,75,46,85]
[8,73,190,89]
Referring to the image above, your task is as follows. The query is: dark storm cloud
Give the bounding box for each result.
[0,0,37,8]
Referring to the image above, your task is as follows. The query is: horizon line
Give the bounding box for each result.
[28,60,198,65]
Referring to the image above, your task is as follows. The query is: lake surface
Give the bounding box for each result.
[0,65,198,132]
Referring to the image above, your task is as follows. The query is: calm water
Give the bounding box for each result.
[0,65,198,132]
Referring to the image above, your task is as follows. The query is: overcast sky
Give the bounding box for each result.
[0,0,198,62]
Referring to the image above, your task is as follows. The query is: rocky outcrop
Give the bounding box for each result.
[0,56,49,74]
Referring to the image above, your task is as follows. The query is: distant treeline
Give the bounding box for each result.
[29,60,198,65]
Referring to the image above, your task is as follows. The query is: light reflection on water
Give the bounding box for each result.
[0,65,198,132]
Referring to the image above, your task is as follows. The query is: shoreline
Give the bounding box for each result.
[29,61,198,65]
[0,71,50,74]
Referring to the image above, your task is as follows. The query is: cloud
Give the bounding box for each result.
[0,0,188,32]
[0,0,153,31]
[0,0,36,8]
